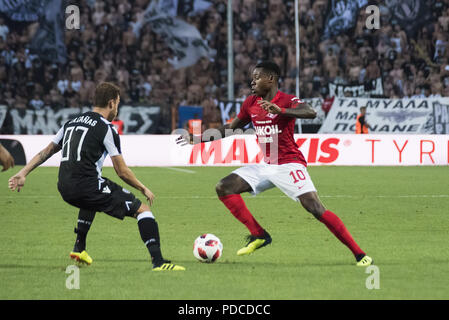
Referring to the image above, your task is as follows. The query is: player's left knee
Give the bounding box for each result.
[135,211,155,220]
[300,198,325,219]
[132,203,152,218]
[215,180,231,196]
[307,206,323,219]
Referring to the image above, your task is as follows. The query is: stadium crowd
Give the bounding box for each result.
[0,0,449,129]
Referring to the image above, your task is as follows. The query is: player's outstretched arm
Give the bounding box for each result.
[8,142,61,192]
[111,154,155,206]
[258,100,317,119]
[176,117,250,145]
[0,143,15,172]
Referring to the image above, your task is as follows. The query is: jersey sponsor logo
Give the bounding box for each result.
[251,114,278,120]
[102,186,111,194]
[254,124,282,136]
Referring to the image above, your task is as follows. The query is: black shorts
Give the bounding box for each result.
[58,177,142,220]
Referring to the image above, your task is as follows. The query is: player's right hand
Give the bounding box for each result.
[258,100,282,114]
[176,134,202,145]
[8,174,25,192]
[142,187,155,206]
[176,134,191,146]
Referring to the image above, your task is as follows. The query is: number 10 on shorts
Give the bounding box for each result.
[289,170,306,184]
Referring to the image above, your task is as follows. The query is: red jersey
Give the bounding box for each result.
[237,91,307,166]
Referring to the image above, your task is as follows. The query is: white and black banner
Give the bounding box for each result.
[328,77,384,98]
[0,0,67,64]
[217,98,326,125]
[135,0,216,69]
[118,105,164,134]
[318,97,449,134]
[430,100,449,134]
[299,98,326,125]
[0,105,8,130]
[217,100,242,124]
[322,0,368,39]
[0,105,165,134]
[29,0,67,64]
[386,0,433,38]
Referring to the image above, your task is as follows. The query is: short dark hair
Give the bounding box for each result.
[94,82,120,108]
[255,61,281,79]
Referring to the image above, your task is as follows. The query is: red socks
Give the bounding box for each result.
[219,194,265,237]
[319,210,365,257]
[219,195,364,258]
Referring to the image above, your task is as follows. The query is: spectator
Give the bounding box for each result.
[0,0,448,134]
[48,88,65,110]
[355,106,369,134]
[0,17,9,41]
[201,97,221,129]
[411,86,426,99]
[57,70,70,96]
[29,94,44,110]
[4,90,15,108]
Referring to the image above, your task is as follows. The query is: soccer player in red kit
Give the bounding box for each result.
[177,61,372,266]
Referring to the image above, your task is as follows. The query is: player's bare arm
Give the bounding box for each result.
[207,117,250,142]
[0,143,15,172]
[176,117,250,145]
[257,100,317,119]
[111,154,155,205]
[8,142,61,192]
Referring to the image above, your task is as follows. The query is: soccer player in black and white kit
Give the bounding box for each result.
[8,82,185,271]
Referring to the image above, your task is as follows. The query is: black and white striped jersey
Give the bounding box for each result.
[52,111,121,191]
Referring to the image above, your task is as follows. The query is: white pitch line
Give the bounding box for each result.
[164,167,196,174]
[1,194,448,200]
[320,195,449,199]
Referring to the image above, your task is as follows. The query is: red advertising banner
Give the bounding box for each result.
[2,134,448,167]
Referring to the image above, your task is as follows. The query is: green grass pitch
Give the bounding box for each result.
[1,166,448,299]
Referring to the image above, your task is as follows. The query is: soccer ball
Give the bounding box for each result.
[193,234,223,263]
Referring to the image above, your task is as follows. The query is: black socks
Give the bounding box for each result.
[73,209,95,252]
[72,209,165,268]
[137,211,164,267]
